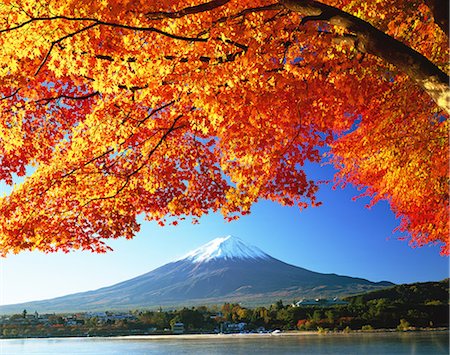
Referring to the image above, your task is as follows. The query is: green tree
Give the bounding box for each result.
[325,309,336,324]
[274,300,284,311]
[177,308,204,330]
[152,312,170,330]
[311,310,323,323]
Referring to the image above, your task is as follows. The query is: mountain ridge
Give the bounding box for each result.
[0,236,394,314]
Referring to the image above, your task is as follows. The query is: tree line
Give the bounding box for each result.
[1,280,448,338]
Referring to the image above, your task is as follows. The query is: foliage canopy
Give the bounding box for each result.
[0,0,448,255]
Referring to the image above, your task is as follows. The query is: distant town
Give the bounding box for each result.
[1,280,448,339]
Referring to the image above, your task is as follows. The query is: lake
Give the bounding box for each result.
[0,332,448,354]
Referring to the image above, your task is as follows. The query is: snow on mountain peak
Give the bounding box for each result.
[182,235,270,263]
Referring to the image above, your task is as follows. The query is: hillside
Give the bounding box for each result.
[345,279,449,305]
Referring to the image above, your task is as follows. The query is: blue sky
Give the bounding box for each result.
[0,163,448,306]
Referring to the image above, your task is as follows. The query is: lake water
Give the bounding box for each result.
[0,332,448,354]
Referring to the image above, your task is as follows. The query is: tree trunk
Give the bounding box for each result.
[281,0,450,113]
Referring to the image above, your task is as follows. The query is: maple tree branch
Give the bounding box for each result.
[191,3,282,40]
[28,15,207,75]
[35,91,99,104]
[118,84,149,92]
[81,115,184,206]
[146,0,231,19]
[2,91,99,114]
[1,16,207,44]
[145,1,285,25]
[128,117,186,178]
[212,3,283,26]
[136,101,175,127]
[92,20,207,42]
[281,0,450,113]
[95,41,245,67]
[60,101,178,181]
[0,88,20,101]
[218,37,248,52]
[35,23,98,75]
[60,147,114,179]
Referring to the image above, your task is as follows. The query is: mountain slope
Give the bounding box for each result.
[0,236,393,313]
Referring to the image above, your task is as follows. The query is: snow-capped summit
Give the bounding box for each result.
[182,235,270,263]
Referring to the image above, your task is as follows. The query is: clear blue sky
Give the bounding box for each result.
[0,163,448,306]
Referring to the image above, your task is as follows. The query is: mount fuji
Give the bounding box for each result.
[0,236,393,313]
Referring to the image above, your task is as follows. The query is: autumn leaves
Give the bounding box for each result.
[0,0,448,254]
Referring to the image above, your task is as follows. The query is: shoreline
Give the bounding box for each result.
[1,328,448,341]
[117,328,449,340]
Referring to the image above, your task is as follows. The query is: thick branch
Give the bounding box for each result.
[213,3,283,25]
[2,16,207,42]
[146,0,231,19]
[93,19,207,42]
[281,0,450,113]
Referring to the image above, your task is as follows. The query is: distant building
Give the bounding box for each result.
[85,312,108,321]
[36,314,53,324]
[83,311,136,324]
[172,322,185,334]
[108,313,136,321]
[210,312,223,319]
[222,322,246,333]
